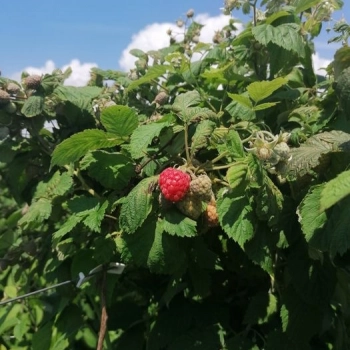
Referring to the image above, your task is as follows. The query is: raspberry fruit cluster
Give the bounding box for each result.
[158,168,191,202]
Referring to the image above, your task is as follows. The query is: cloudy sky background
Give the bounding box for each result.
[2,0,348,86]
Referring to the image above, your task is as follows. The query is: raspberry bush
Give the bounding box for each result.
[1,1,350,349]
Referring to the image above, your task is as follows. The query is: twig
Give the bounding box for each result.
[97,270,108,350]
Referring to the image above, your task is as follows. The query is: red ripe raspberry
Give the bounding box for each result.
[159,168,190,202]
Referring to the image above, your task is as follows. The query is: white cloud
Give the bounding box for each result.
[118,14,240,71]
[312,52,331,74]
[11,59,97,86]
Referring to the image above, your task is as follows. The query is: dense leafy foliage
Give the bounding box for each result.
[1,0,350,349]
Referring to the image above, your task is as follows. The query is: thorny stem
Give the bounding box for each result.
[97,271,108,350]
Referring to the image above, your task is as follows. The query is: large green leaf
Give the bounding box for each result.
[100,105,138,137]
[227,93,253,109]
[129,121,170,159]
[226,162,248,190]
[126,65,173,92]
[297,184,328,247]
[246,77,287,103]
[119,176,157,233]
[190,120,216,156]
[162,209,197,237]
[320,169,350,211]
[51,129,125,167]
[280,286,323,344]
[217,191,254,247]
[287,245,336,306]
[54,85,102,110]
[294,0,322,13]
[18,198,52,230]
[21,95,44,118]
[80,151,134,190]
[288,133,334,177]
[118,218,187,274]
[172,90,201,119]
[252,23,305,57]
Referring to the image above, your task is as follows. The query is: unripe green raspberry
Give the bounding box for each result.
[256,146,272,161]
[190,174,213,201]
[176,192,203,220]
[4,102,17,114]
[273,142,290,160]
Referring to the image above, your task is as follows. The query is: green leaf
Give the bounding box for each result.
[288,133,334,177]
[243,292,278,325]
[129,48,148,60]
[32,321,53,350]
[182,106,217,123]
[247,77,287,103]
[227,93,253,109]
[51,129,125,167]
[118,218,186,274]
[253,102,279,111]
[280,287,323,344]
[100,105,138,137]
[21,95,44,118]
[326,197,350,256]
[294,0,323,13]
[226,99,255,121]
[162,209,197,237]
[126,65,172,92]
[82,200,108,232]
[54,85,102,110]
[224,129,245,158]
[252,23,305,57]
[172,90,201,119]
[80,151,134,190]
[217,191,255,247]
[129,121,169,159]
[191,120,216,156]
[244,227,275,274]
[226,162,248,189]
[34,171,73,199]
[320,169,350,211]
[119,176,157,233]
[297,184,328,247]
[18,198,52,229]
[255,177,283,228]
[52,215,82,245]
[287,245,336,306]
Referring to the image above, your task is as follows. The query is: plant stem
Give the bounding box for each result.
[97,271,108,350]
[64,165,101,199]
[184,123,191,165]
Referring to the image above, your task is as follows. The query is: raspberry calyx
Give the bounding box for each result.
[159,168,191,202]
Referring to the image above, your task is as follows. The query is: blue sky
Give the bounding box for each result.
[2,0,348,85]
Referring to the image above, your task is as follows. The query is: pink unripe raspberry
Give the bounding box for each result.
[159,168,191,202]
